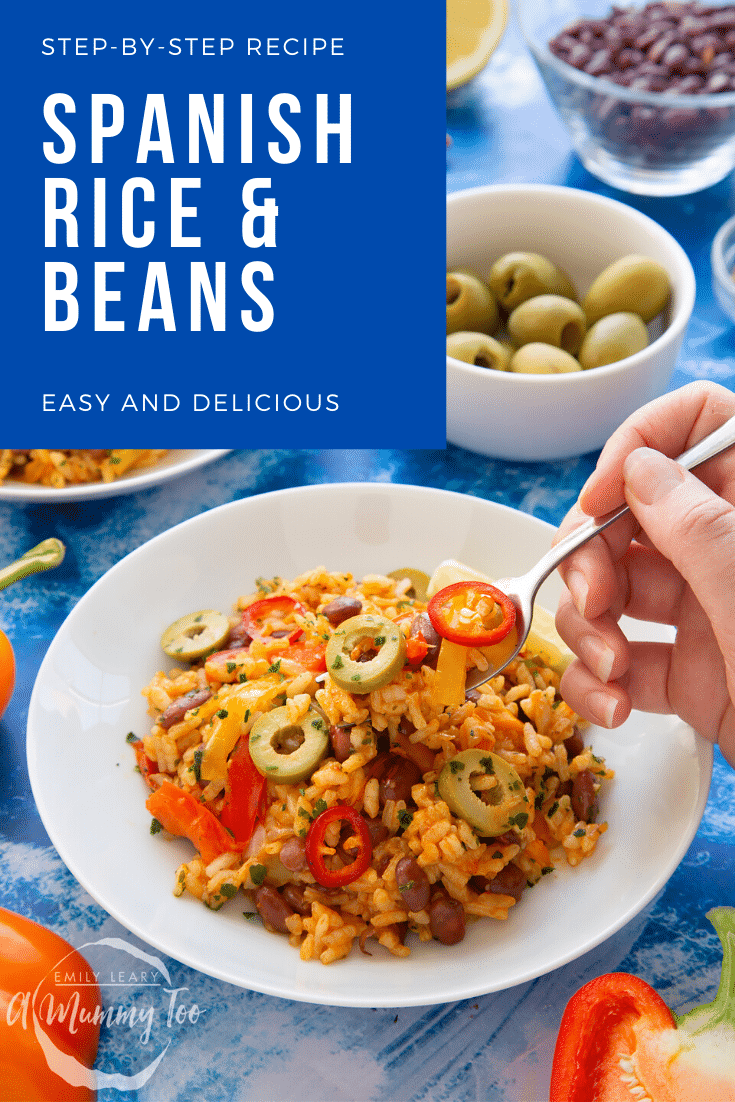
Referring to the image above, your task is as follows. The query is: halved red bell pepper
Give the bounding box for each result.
[305,804,373,888]
[427,581,516,647]
[219,736,267,845]
[146,779,245,865]
[242,596,305,644]
[551,907,735,1102]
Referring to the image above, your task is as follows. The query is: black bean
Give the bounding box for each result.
[254,885,294,934]
[378,755,421,806]
[572,770,600,823]
[321,595,363,627]
[159,689,212,729]
[428,892,466,946]
[278,836,308,871]
[395,857,431,912]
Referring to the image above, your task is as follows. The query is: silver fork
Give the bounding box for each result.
[465,413,735,692]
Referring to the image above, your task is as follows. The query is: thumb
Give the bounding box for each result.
[623,447,735,636]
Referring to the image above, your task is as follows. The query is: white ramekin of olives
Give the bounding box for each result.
[446,184,696,461]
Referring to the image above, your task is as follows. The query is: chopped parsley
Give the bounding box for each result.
[268,659,282,674]
[219,883,237,899]
[479,756,495,774]
[331,655,344,669]
[397,809,414,831]
[216,709,229,719]
[449,759,465,774]
[573,827,585,837]
[193,749,203,782]
[125,731,138,744]
[398,881,414,894]
[509,812,528,829]
[226,662,237,674]
[238,672,248,683]
[150,818,163,835]
[312,798,328,818]
[548,801,559,818]
[250,864,267,886]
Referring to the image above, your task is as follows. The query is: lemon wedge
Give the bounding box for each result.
[427,558,574,675]
[447,0,508,91]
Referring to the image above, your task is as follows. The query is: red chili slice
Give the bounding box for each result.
[427,581,516,647]
[305,805,373,888]
[241,595,305,644]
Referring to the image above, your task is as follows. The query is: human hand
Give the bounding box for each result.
[554,381,735,768]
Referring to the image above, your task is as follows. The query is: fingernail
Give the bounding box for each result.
[623,448,686,507]
[566,569,589,616]
[579,633,615,683]
[586,690,619,728]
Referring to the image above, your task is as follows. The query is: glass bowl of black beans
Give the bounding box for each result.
[517,0,735,195]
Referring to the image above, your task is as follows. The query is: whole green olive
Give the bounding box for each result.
[446,272,499,335]
[487,252,577,312]
[510,343,582,374]
[507,294,587,355]
[583,254,671,325]
[447,331,512,371]
[578,312,649,369]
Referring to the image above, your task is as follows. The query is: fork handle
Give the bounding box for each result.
[525,412,735,595]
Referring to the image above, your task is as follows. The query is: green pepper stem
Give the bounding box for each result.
[0,538,66,591]
[675,907,735,1035]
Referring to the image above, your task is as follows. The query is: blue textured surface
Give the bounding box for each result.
[1,11,734,1101]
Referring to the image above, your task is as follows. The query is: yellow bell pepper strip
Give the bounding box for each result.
[431,637,468,708]
[0,907,100,1102]
[551,907,735,1102]
[198,677,283,782]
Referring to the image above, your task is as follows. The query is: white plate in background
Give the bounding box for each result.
[0,450,230,503]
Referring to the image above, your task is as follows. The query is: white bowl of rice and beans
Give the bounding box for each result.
[27,484,711,1005]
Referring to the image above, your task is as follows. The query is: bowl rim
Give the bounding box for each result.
[446,182,696,384]
[711,213,735,292]
[515,0,735,109]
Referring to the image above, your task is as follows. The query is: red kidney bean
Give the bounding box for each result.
[408,613,441,669]
[572,770,600,823]
[321,595,363,627]
[159,689,212,729]
[254,885,295,934]
[428,892,466,946]
[471,863,527,902]
[363,814,389,848]
[563,730,585,760]
[227,620,252,648]
[378,755,422,806]
[329,725,353,763]
[278,836,308,872]
[280,882,312,916]
[395,857,431,912]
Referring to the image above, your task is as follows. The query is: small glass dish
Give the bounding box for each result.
[516,0,735,196]
[711,213,735,323]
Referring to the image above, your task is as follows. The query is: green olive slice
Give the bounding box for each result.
[161,610,230,660]
[438,749,529,836]
[326,614,407,694]
[249,706,329,783]
[387,568,431,602]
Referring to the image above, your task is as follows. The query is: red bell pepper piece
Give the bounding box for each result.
[131,738,158,789]
[405,634,431,666]
[283,641,327,672]
[242,595,305,644]
[146,779,244,865]
[219,736,267,845]
[427,581,516,647]
[305,804,373,888]
[551,907,735,1102]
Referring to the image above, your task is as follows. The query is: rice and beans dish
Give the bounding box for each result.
[132,566,613,965]
[0,450,167,488]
